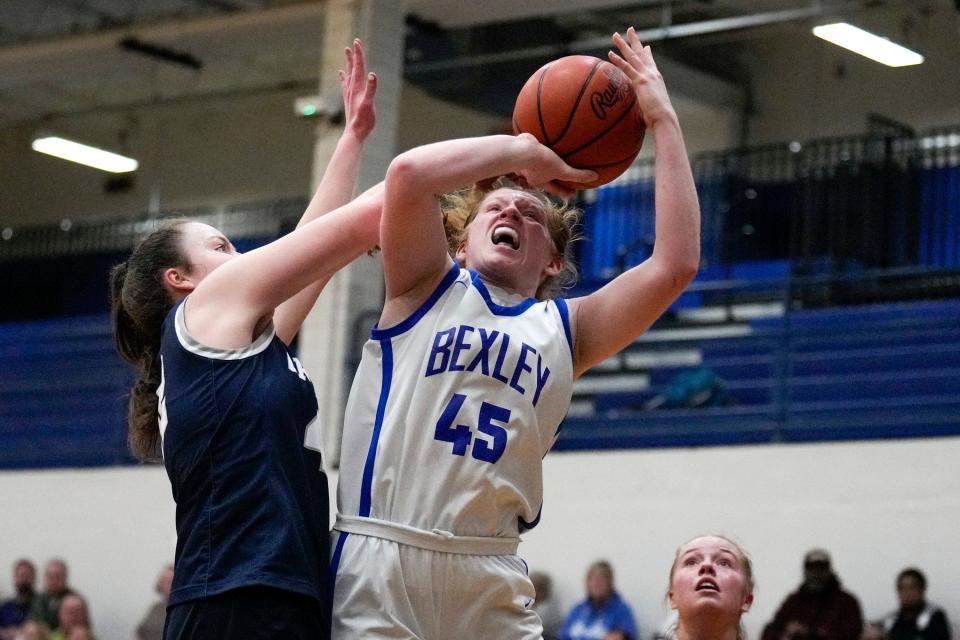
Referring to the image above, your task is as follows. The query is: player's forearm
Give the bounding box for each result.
[386,135,532,198]
[246,192,382,310]
[273,188,381,343]
[650,118,700,282]
[296,129,366,229]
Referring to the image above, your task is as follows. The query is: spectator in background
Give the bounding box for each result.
[136,564,173,640]
[883,568,951,640]
[559,560,639,640]
[14,621,46,640]
[666,534,755,640]
[0,560,37,640]
[531,571,564,640]
[47,595,90,640]
[28,561,74,632]
[761,549,863,640]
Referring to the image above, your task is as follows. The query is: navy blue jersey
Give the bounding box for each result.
[158,300,328,608]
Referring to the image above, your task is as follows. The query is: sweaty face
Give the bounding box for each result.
[177,222,239,286]
[669,536,753,620]
[457,188,560,297]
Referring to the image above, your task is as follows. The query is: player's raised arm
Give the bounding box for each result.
[273,38,378,345]
[567,27,701,378]
[378,133,595,327]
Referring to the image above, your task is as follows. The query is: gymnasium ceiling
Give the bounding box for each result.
[0,0,955,127]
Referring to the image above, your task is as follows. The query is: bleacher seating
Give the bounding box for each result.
[0,314,133,468]
[1,297,958,466]
[556,298,960,451]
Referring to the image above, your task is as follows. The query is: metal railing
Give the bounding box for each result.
[579,124,960,281]
[0,198,308,261]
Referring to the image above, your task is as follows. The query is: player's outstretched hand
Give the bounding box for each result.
[608,27,676,129]
[340,38,377,142]
[513,133,597,199]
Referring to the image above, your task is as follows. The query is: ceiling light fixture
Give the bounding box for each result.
[32,136,138,173]
[812,22,924,67]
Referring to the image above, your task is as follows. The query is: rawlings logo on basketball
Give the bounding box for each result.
[590,71,630,120]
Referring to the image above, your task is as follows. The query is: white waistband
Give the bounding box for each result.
[334,514,520,556]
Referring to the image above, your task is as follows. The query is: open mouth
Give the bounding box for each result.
[696,579,719,592]
[491,225,520,250]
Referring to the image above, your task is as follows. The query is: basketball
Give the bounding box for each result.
[512,54,645,188]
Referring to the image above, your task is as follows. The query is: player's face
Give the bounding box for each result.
[669,536,753,620]
[178,222,239,283]
[457,188,561,297]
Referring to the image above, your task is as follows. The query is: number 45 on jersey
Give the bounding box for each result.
[434,393,509,464]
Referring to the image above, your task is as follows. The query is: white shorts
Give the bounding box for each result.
[330,528,543,640]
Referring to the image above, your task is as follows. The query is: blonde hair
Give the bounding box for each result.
[667,534,755,640]
[441,176,581,300]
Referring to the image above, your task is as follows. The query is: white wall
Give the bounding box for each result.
[2,437,958,639]
[0,467,176,640]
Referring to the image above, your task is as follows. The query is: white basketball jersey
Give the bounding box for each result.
[338,263,574,538]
